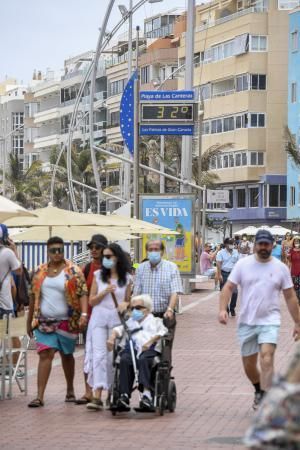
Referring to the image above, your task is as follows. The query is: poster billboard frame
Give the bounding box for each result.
[139,194,196,277]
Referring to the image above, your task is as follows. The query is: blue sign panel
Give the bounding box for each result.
[140,124,194,136]
[120,70,137,155]
[140,90,194,102]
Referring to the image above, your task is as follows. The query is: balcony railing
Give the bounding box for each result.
[145,23,174,39]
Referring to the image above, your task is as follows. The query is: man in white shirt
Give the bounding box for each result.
[0,224,21,318]
[216,238,239,316]
[218,229,300,410]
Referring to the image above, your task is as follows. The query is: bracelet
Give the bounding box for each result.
[167,307,174,313]
[81,313,88,317]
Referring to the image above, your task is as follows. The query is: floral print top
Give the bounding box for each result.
[31,260,88,332]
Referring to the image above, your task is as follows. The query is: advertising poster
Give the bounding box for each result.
[140,195,195,275]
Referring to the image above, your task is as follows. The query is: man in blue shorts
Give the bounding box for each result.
[218,229,300,410]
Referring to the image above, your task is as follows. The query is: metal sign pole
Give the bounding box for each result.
[133,26,140,261]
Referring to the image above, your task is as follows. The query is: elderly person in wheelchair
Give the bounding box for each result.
[107,294,168,412]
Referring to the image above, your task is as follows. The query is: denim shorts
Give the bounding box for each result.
[0,307,14,319]
[237,323,280,357]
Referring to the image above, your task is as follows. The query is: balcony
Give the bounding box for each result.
[145,24,174,39]
[194,5,267,34]
[33,134,61,149]
[140,47,178,66]
[34,108,60,124]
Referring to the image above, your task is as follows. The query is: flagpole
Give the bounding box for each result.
[133,26,140,261]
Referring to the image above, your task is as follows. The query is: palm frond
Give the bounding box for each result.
[285,126,300,166]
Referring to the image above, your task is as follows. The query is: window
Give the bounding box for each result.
[237,189,246,207]
[235,153,241,167]
[249,187,259,207]
[171,67,178,79]
[242,152,247,165]
[229,154,234,167]
[212,78,234,97]
[250,35,267,51]
[250,74,266,90]
[250,152,257,165]
[290,186,296,206]
[226,190,233,209]
[223,116,234,132]
[291,82,297,103]
[269,185,286,207]
[200,83,211,100]
[141,66,150,84]
[236,74,248,92]
[109,111,120,127]
[202,121,210,135]
[12,112,24,131]
[257,152,264,165]
[223,154,229,168]
[279,0,300,9]
[211,119,222,134]
[236,115,242,128]
[109,79,126,96]
[217,155,222,169]
[291,30,299,51]
[249,113,265,127]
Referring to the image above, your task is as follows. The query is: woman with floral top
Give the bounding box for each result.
[26,236,88,408]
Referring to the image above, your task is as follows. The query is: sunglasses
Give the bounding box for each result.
[130,305,145,311]
[48,247,64,255]
[103,254,114,259]
[89,244,102,250]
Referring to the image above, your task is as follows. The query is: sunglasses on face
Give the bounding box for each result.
[48,247,64,255]
[103,254,114,259]
[89,244,102,250]
[130,305,145,311]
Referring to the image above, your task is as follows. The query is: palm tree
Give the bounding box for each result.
[285,126,300,166]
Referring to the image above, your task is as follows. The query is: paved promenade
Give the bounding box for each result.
[0,282,297,450]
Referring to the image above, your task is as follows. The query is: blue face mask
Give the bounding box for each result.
[147,251,161,265]
[131,308,144,322]
[102,257,115,270]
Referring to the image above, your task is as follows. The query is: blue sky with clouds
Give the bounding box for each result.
[1,0,186,84]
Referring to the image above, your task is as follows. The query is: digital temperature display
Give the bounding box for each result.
[141,104,194,122]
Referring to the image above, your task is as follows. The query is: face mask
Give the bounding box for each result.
[147,251,161,265]
[102,257,115,269]
[228,245,234,250]
[243,237,247,241]
[131,308,144,322]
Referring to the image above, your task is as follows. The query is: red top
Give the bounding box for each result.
[290,249,300,277]
[84,261,101,317]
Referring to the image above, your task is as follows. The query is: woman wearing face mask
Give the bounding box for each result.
[238,234,250,259]
[288,237,300,304]
[84,243,132,410]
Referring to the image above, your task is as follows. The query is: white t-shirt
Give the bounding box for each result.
[228,255,293,326]
[40,271,68,320]
[0,247,21,310]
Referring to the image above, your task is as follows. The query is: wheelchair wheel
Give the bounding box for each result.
[167,380,176,412]
[159,394,166,416]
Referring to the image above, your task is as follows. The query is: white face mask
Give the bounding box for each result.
[243,237,247,241]
[228,245,234,250]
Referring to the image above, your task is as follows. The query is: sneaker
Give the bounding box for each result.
[86,398,103,411]
[252,392,263,411]
[140,395,154,411]
[117,394,130,411]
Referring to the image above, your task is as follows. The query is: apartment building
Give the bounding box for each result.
[287,6,300,221]
[178,0,296,229]
[0,82,26,177]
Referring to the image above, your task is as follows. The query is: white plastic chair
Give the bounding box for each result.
[0,315,8,400]
[5,314,28,399]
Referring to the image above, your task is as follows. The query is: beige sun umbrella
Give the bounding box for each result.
[11,226,139,242]
[0,195,37,222]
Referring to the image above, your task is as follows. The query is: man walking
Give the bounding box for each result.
[133,239,182,350]
[216,238,239,316]
[219,229,300,410]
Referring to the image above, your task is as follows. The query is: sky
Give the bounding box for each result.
[0,0,188,84]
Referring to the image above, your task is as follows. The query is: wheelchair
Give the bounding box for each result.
[109,333,177,416]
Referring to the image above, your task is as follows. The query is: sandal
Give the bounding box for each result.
[75,396,91,405]
[28,398,44,408]
[65,394,76,403]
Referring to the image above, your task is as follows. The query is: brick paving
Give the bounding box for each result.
[0,281,297,450]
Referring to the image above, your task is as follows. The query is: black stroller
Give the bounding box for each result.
[109,314,177,416]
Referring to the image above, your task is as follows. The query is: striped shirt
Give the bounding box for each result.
[133,259,183,313]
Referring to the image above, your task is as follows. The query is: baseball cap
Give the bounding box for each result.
[87,234,108,249]
[255,229,274,244]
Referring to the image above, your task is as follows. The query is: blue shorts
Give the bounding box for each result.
[237,323,280,357]
[34,329,77,355]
